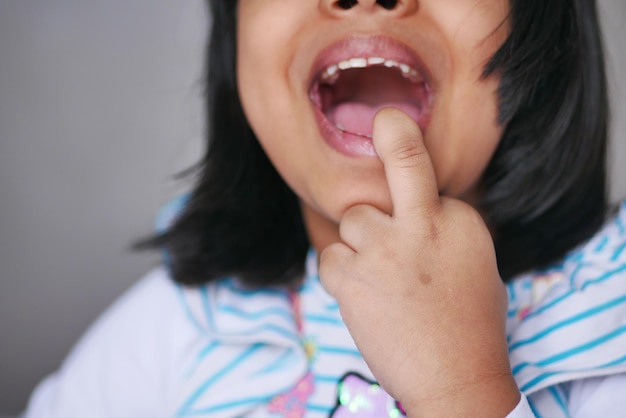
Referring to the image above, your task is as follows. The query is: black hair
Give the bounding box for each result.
[481,0,609,278]
[140,0,610,286]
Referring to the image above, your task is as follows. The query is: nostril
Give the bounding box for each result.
[335,0,358,10]
[376,0,398,9]
[333,0,399,11]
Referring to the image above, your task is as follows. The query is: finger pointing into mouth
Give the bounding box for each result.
[371,107,440,219]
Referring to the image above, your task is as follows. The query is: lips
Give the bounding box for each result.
[309,36,434,158]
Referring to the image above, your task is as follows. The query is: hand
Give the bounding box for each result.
[319,108,520,417]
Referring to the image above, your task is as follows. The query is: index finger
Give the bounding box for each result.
[372,108,440,218]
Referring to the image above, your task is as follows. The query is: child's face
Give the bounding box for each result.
[237,0,509,248]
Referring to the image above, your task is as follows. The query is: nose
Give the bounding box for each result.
[321,0,416,16]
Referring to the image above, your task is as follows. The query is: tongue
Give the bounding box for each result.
[326,102,422,137]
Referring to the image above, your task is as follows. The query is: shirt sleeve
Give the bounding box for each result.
[567,373,626,417]
[505,373,626,418]
[21,268,200,418]
[505,393,535,418]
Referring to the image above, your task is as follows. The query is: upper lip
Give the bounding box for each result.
[308,35,434,91]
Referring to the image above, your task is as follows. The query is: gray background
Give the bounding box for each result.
[0,0,625,415]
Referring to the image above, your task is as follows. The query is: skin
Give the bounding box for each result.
[237,0,520,415]
[321,109,520,416]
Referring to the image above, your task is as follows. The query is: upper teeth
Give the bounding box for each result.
[320,57,422,84]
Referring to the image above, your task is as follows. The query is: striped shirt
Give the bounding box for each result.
[23,203,626,417]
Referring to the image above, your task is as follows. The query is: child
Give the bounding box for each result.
[23,0,626,416]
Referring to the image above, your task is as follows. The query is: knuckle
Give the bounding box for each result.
[340,204,385,245]
[339,204,392,247]
[407,198,440,224]
[443,198,486,230]
[436,198,494,249]
[319,243,341,269]
[390,137,426,168]
[339,207,361,243]
[343,203,370,220]
[423,217,444,242]
[338,219,356,244]
[405,201,444,240]
[319,243,354,297]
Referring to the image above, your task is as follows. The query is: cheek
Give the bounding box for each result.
[426,77,503,198]
[236,1,310,101]
[236,3,310,153]
[423,1,508,197]
[237,6,280,120]
[425,0,509,49]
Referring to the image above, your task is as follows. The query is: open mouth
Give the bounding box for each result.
[309,53,433,157]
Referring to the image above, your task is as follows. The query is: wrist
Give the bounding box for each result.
[401,373,521,418]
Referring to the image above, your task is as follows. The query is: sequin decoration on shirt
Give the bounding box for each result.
[329,373,405,417]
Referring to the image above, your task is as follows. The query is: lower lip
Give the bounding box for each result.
[311,100,432,159]
[312,104,378,158]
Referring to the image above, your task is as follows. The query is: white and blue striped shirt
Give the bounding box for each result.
[23,203,626,417]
